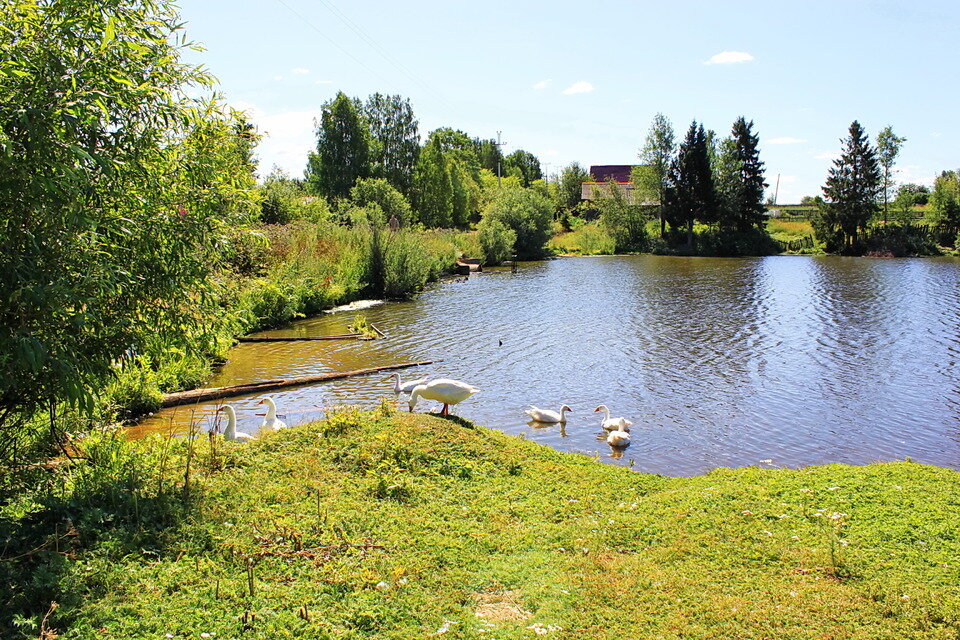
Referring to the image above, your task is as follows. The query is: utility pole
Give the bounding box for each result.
[495,131,506,188]
[773,173,781,205]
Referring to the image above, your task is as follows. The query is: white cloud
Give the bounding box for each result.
[898,164,936,186]
[532,79,552,90]
[229,101,322,179]
[315,79,334,85]
[705,51,755,65]
[291,68,310,75]
[562,81,594,95]
[767,137,806,144]
[814,150,840,161]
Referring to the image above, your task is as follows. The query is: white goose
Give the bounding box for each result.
[594,405,632,432]
[408,378,480,415]
[385,372,427,395]
[217,405,255,442]
[606,421,631,448]
[525,405,573,423]
[258,396,287,430]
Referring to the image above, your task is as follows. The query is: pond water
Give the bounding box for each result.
[134,255,960,476]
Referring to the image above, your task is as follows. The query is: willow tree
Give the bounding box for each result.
[0,0,259,454]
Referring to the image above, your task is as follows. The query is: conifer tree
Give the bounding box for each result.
[731,117,768,230]
[820,121,881,250]
[664,121,714,246]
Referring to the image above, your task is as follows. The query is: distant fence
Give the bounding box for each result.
[775,235,815,252]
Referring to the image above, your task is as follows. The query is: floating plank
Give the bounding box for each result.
[236,334,373,343]
[160,360,439,408]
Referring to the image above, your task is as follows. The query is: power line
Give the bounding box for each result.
[273,0,396,91]
[314,0,453,110]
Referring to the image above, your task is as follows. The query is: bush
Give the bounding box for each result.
[576,224,616,255]
[695,227,780,257]
[260,169,301,224]
[481,188,553,258]
[351,178,413,226]
[477,218,516,265]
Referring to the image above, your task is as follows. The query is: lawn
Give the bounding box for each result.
[3,406,958,638]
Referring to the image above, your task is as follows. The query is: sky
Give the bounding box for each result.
[177,0,959,203]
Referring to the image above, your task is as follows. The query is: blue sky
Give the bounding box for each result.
[178,0,959,203]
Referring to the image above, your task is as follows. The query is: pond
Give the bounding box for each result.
[134,255,960,476]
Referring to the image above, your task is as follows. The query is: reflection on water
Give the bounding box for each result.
[135,255,960,476]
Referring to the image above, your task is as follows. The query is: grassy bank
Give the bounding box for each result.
[100,223,478,424]
[3,408,958,638]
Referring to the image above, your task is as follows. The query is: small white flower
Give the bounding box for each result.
[900,594,910,601]
[201,634,211,639]
[398,577,408,585]
[762,530,773,536]
[789,590,798,597]
[827,486,840,491]
[790,535,799,540]
[741,510,754,515]
[375,581,390,591]
[435,620,458,634]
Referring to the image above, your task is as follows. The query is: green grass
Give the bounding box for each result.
[3,408,959,639]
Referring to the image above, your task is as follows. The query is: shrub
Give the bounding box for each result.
[260,169,301,224]
[477,218,516,265]
[576,224,616,255]
[481,188,553,258]
[350,178,413,226]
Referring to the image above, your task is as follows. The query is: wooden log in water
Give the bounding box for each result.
[160,360,440,408]
[237,334,372,342]
[369,324,387,338]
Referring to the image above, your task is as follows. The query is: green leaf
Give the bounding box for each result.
[101,16,116,49]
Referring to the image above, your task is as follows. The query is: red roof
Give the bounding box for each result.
[589,165,633,182]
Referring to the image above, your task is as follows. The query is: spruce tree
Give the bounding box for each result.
[821,121,881,249]
[731,117,768,230]
[664,121,714,246]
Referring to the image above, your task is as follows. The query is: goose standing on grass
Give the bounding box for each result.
[594,405,633,432]
[217,405,255,442]
[408,378,480,415]
[258,396,287,430]
[606,421,631,448]
[525,405,573,424]
[385,372,427,395]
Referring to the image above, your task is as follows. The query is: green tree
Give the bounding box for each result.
[818,121,882,250]
[412,138,453,227]
[931,170,960,231]
[597,179,649,252]
[260,166,301,224]
[730,117,768,230]
[306,91,370,200]
[0,0,258,448]
[664,121,714,246]
[350,177,413,226]
[504,150,543,187]
[364,93,419,198]
[711,136,741,229]
[481,188,553,258]
[477,218,517,265]
[637,113,676,235]
[875,126,906,224]
[473,137,503,174]
[559,162,591,210]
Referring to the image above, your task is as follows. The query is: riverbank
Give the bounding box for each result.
[4,408,957,638]
[104,223,478,423]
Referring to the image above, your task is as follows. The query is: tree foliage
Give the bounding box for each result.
[481,188,553,258]
[817,121,882,250]
[664,121,714,246]
[504,150,542,187]
[306,91,370,200]
[637,113,675,234]
[597,179,648,252]
[875,126,906,223]
[729,117,768,229]
[931,170,960,230]
[364,93,419,198]
[350,177,412,226]
[412,138,453,227]
[558,162,591,210]
[0,0,258,447]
